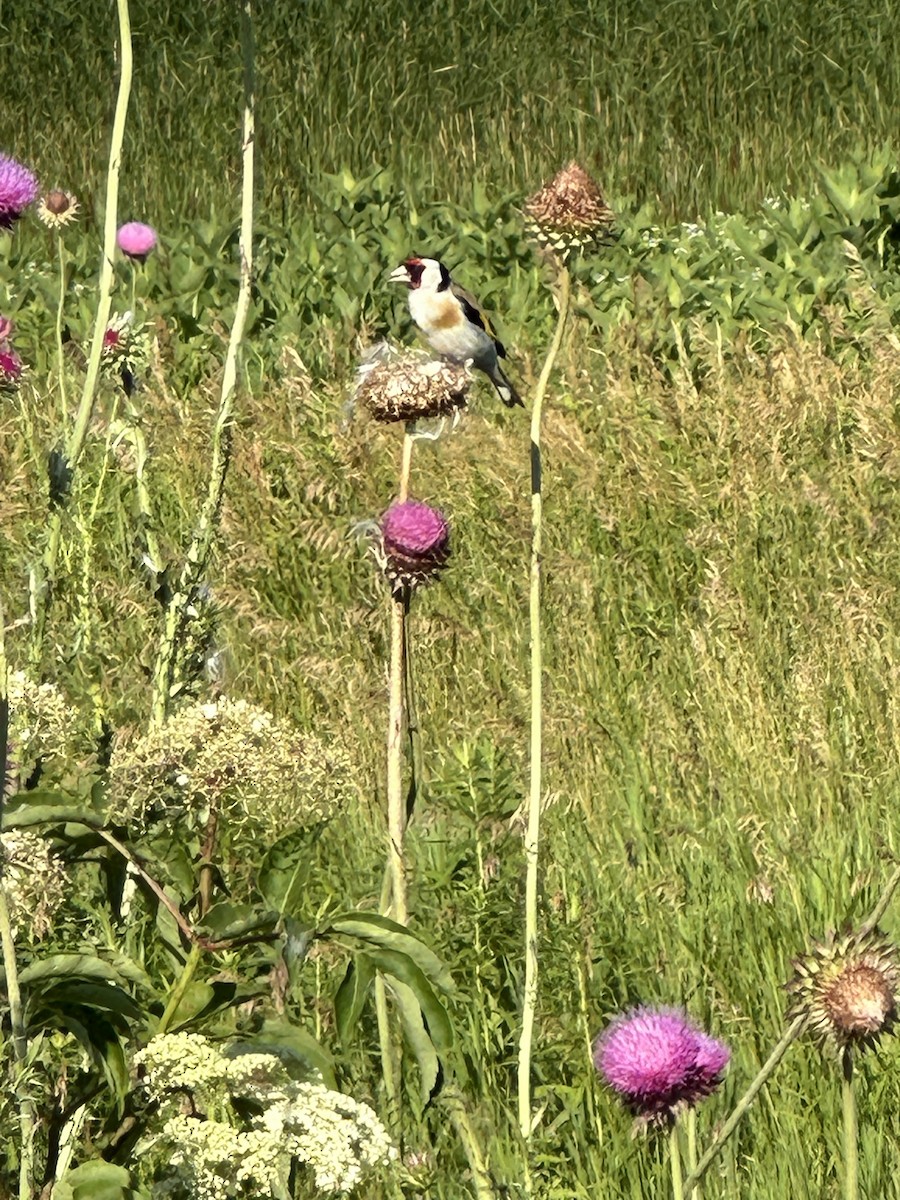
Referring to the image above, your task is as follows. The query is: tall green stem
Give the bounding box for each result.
[55,234,68,424]
[150,0,255,725]
[682,1014,808,1195]
[517,263,570,1142]
[670,1122,685,1200]
[29,0,133,670]
[0,606,38,1200]
[841,1048,859,1200]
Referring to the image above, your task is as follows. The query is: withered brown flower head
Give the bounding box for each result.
[524,161,615,257]
[37,189,80,230]
[787,927,899,1055]
[354,344,470,423]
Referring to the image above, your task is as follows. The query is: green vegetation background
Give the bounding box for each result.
[3,0,900,1196]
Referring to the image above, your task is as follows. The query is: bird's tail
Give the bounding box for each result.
[490,365,525,408]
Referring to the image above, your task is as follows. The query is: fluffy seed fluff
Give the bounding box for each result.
[135,1034,396,1197]
[787,927,899,1054]
[354,342,470,423]
[378,500,451,596]
[0,152,38,228]
[524,160,615,258]
[595,1006,730,1124]
[107,696,352,836]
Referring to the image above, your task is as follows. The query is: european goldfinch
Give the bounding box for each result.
[389,257,523,408]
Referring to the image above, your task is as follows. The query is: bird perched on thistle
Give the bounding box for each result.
[389,257,523,408]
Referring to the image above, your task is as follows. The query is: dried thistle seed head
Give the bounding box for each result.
[37,189,80,229]
[525,160,615,257]
[354,343,469,423]
[787,927,899,1054]
[379,500,451,595]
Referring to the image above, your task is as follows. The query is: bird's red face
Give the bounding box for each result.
[389,257,426,288]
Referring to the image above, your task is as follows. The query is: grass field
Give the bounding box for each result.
[3,2,900,1198]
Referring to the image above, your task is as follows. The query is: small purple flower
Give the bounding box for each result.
[116,221,157,261]
[595,1006,729,1123]
[379,500,451,594]
[0,153,39,229]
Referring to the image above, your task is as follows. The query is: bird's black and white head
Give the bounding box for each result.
[388,257,451,292]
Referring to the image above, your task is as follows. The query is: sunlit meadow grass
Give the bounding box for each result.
[4,1,900,1196]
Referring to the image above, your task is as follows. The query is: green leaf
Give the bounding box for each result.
[229,1019,337,1089]
[258,827,321,916]
[1,789,101,830]
[322,912,454,993]
[18,955,125,987]
[334,953,376,1046]
[32,981,142,1021]
[197,901,279,942]
[369,949,453,1053]
[55,1160,138,1200]
[383,976,442,1104]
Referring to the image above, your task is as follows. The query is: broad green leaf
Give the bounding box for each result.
[229,1019,336,1089]
[18,955,125,987]
[369,949,453,1053]
[197,901,279,941]
[334,953,376,1046]
[383,976,442,1104]
[258,827,321,916]
[323,912,454,993]
[55,1160,137,1200]
[32,981,141,1022]
[2,789,100,830]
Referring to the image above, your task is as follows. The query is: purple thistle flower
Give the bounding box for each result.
[116,221,157,261]
[0,347,23,388]
[595,1006,729,1123]
[379,500,451,594]
[0,153,39,229]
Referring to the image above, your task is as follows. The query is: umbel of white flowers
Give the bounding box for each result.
[134,1034,396,1197]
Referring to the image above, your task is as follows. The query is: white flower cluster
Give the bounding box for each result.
[107,696,352,836]
[6,670,79,766]
[0,829,68,939]
[160,1117,289,1200]
[255,1083,397,1194]
[136,1035,396,1196]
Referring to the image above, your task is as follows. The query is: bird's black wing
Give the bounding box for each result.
[453,284,507,358]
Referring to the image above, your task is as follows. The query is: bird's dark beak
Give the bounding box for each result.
[388,265,410,284]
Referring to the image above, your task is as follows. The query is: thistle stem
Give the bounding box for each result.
[150,0,255,725]
[517,261,571,1142]
[670,1122,685,1200]
[29,0,133,670]
[841,1047,859,1200]
[685,1108,700,1198]
[682,1014,808,1195]
[55,234,68,424]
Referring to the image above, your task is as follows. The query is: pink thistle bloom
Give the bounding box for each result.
[595,1006,729,1123]
[0,315,14,343]
[0,153,38,228]
[116,221,157,261]
[379,500,451,594]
